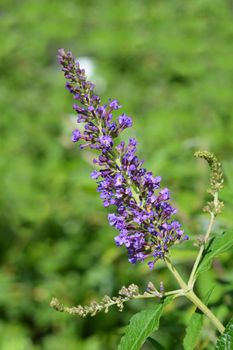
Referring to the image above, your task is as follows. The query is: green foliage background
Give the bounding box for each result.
[0,0,232,349]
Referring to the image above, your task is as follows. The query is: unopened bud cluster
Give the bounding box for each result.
[50,282,162,317]
[195,151,224,215]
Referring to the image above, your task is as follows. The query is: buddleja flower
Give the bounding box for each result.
[58,48,188,269]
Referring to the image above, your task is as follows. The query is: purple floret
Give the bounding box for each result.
[109,99,121,110]
[72,129,81,142]
[118,114,133,129]
[58,48,188,268]
[99,135,113,150]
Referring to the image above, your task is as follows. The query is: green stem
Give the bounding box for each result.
[164,289,183,296]
[164,257,225,334]
[188,192,218,289]
[165,257,188,290]
[186,291,225,334]
[188,211,215,288]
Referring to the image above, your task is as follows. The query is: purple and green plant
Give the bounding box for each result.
[50,49,233,350]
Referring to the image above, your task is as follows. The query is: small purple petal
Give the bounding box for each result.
[109,99,121,110]
[72,129,81,142]
[99,135,113,149]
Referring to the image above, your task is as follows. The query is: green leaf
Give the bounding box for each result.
[215,319,233,350]
[196,231,233,277]
[118,297,172,350]
[183,287,214,350]
[147,337,166,350]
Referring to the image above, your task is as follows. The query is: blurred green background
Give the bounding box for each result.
[0,0,232,349]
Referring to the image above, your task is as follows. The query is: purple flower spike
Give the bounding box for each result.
[58,48,188,268]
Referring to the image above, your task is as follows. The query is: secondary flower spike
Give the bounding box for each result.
[58,48,188,268]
